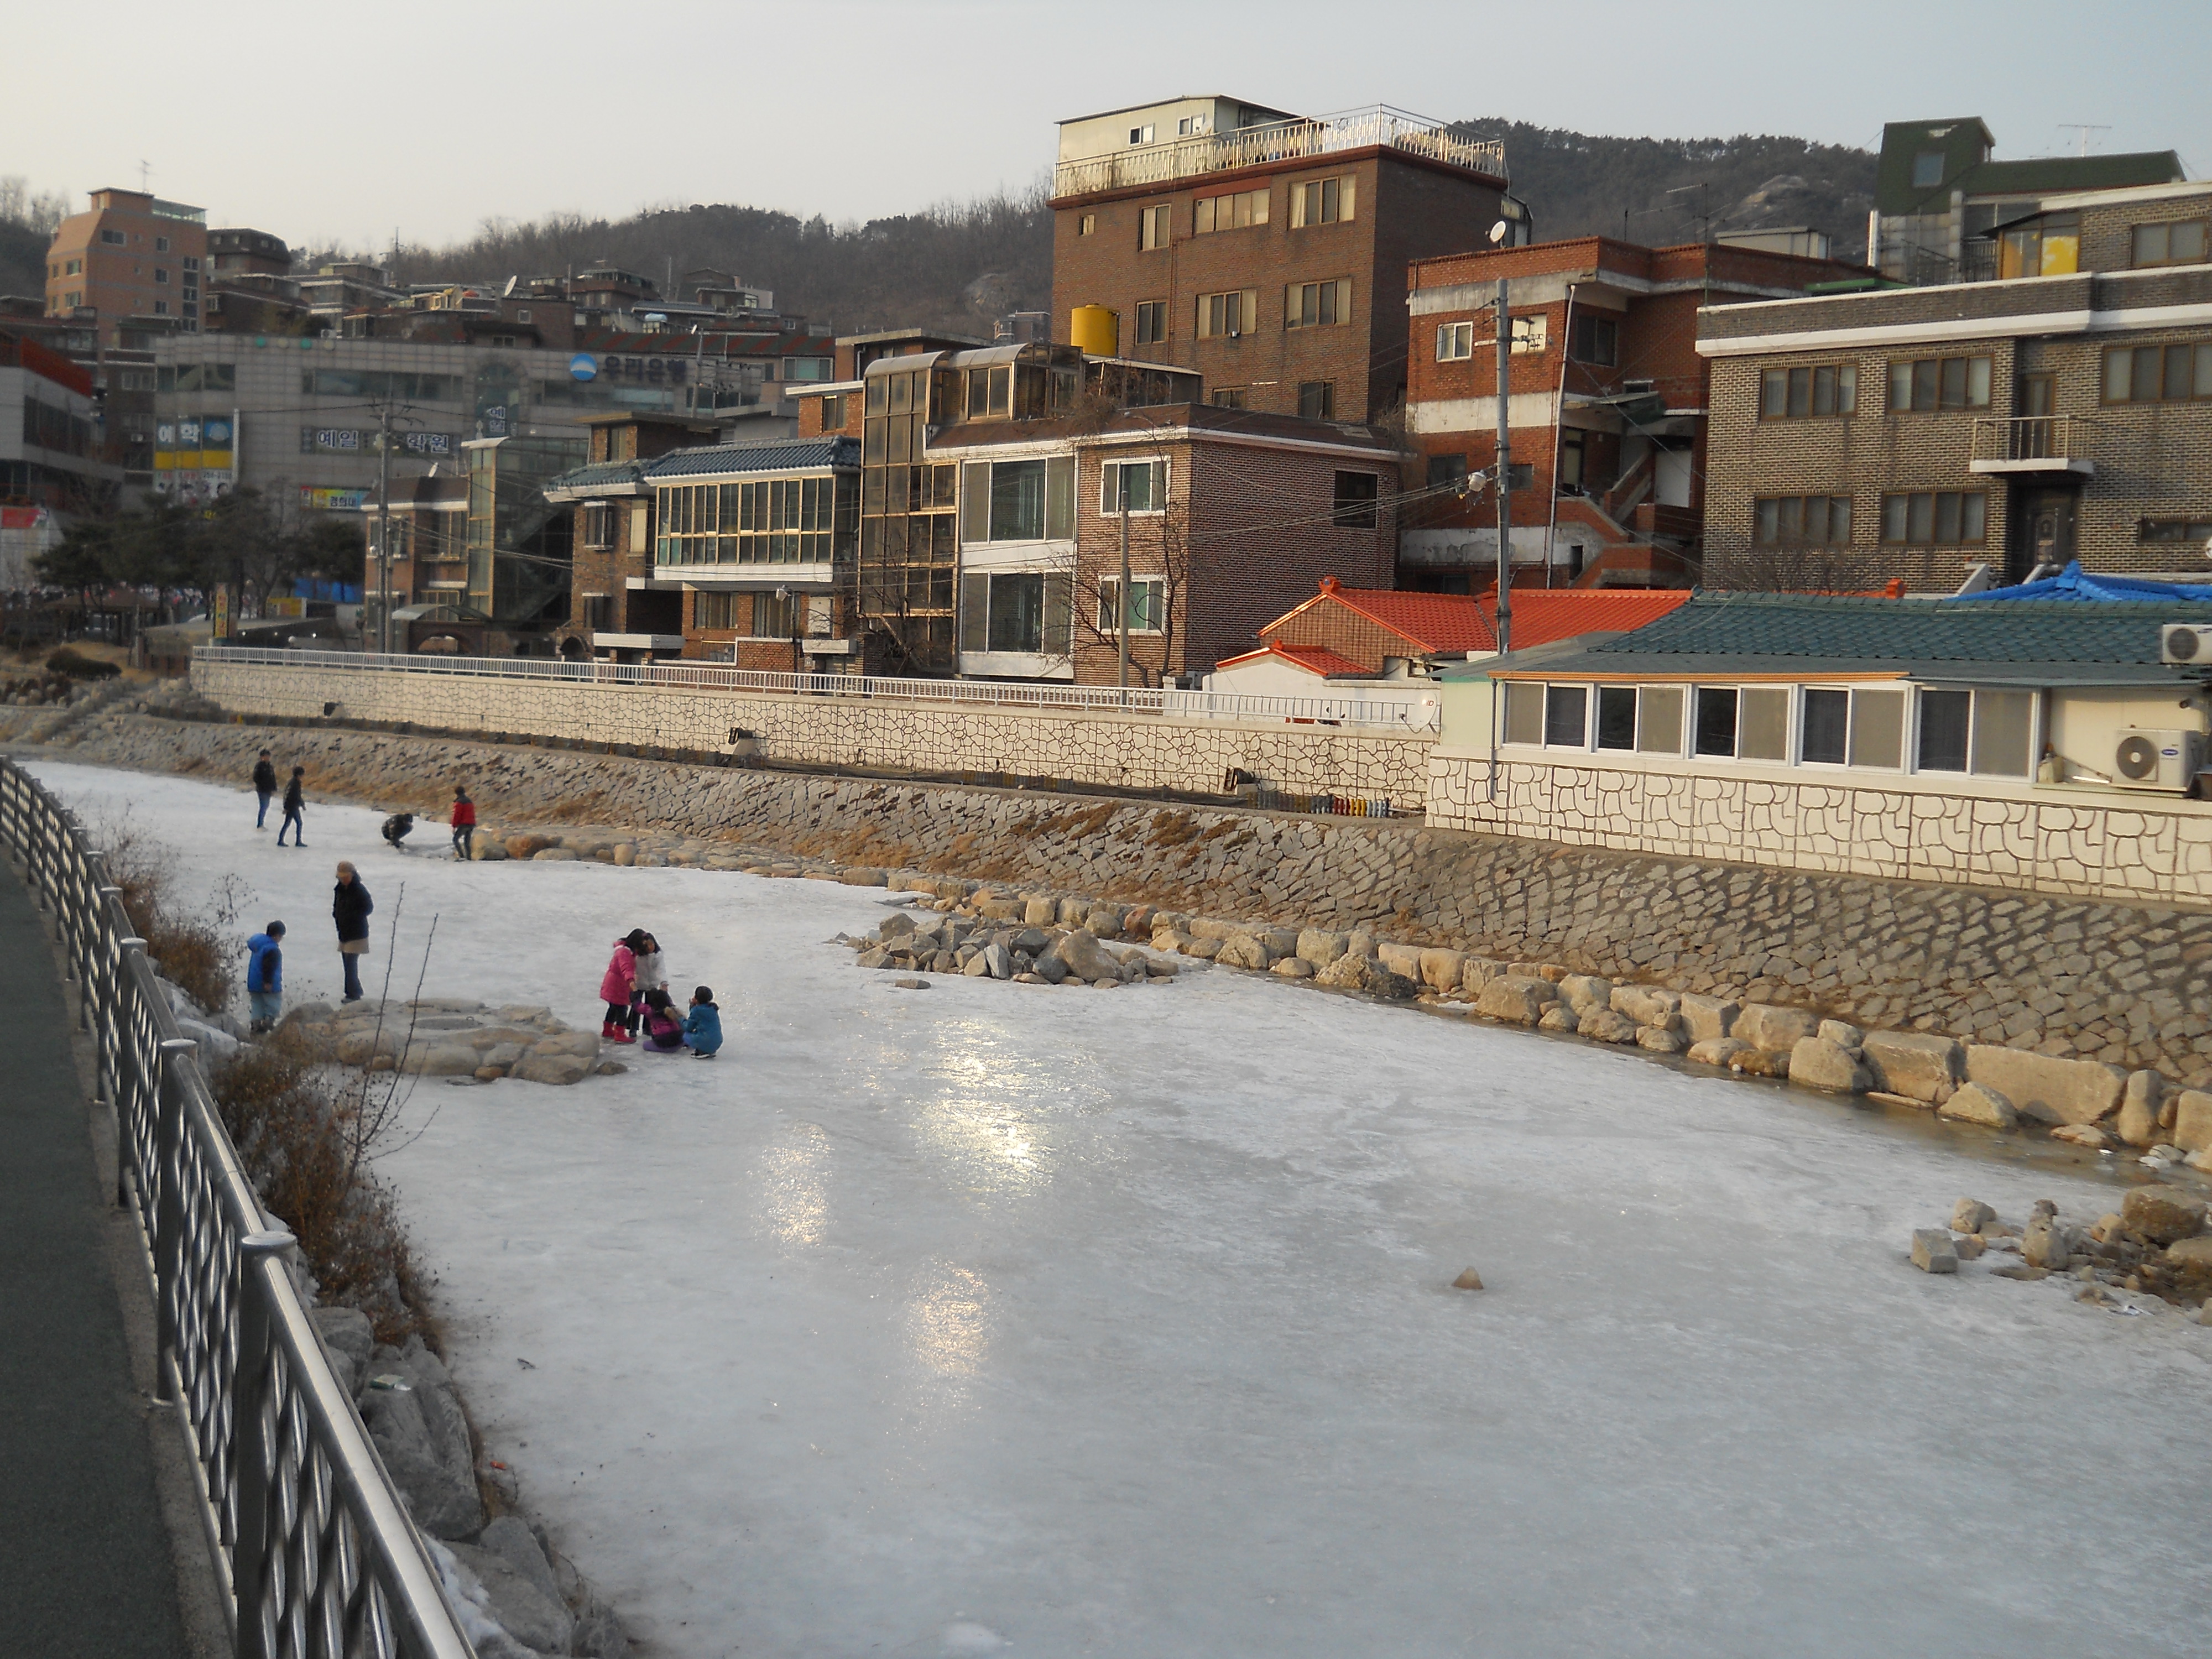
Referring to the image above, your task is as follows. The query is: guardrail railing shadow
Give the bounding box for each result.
[0,758,476,1659]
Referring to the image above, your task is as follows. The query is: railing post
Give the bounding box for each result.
[231,1228,298,1659]
[151,1036,196,1404]
[115,938,148,1207]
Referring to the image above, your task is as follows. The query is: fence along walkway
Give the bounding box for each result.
[0,759,474,1659]
[196,646,1444,734]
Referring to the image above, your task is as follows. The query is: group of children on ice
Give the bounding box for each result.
[601,928,722,1058]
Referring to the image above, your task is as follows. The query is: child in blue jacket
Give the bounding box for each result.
[680,986,722,1059]
[246,922,286,1032]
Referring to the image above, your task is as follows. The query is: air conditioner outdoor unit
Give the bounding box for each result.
[2111,727,2200,791]
[2161,623,2212,664]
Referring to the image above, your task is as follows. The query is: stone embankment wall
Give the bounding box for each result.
[24,697,2212,1091]
[190,657,1432,811]
[1430,750,2212,909]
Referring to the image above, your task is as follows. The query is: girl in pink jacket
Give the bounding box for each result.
[600,929,646,1042]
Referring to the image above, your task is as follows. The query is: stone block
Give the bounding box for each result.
[1635,1026,1688,1055]
[1376,942,1424,981]
[1558,974,1613,1017]
[1687,1036,1751,1067]
[1818,1019,1865,1048]
[2172,1089,2212,1154]
[1861,1032,1964,1105]
[1538,1004,1580,1032]
[1676,993,1738,1044]
[1735,1004,1819,1052]
[838,867,888,886]
[1790,1036,1869,1092]
[1418,948,1468,992]
[611,842,637,866]
[1578,1008,1639,1044]
[1475,975,1556,1025]
[1272,957,1313,978]
[2118,1071,2168,1148]
[1024,896,1058,926]
[1938,1082,2017,1129]
[1215,933,1274,971]
[1295,928,1347,968]
[1911,1229,1959,1274]
[513,1052,593,1085]
[1952,1199,1997,1233]
[2121,1185,2206,1245]
[1459,958,1505,994]
[1610,984,1680,1026]
[1963,1046,2125,1125]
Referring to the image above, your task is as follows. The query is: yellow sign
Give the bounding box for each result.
[212,585,232,640]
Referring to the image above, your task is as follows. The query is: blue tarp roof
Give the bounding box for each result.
[1947,561,2212,604]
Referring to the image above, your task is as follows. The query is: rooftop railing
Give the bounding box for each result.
[195,645,1443,733]
[1051,106,1505,200]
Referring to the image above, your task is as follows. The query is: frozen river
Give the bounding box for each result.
[33,759,2212,1658]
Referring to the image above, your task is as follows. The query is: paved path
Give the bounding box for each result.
[0,864,194,1656]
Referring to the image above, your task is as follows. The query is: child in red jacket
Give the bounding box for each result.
[450,785,478,862]
[599,929,645,1042]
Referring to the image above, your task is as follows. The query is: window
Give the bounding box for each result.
[1290,175,1355,227]
[2132,220,2209,268]
[753,590,799,638]
[581,503,614,548]
[155,236,169,252]
[1849,690,1905,769]
[1503,682,1543,745]
[961,571,1072,655]
[1128,124,1155,145]
[1438,321,1474,361]
[2141,517,2212,542]
[1139,204,1171,251]
[1569,315,1618,366]
[1693,687,1738,757]
[153,300,168,315]
[1754,496,1853,545]
[101,228,125,246]
[1078,214,1096,237]
[967,364,1011,418]
[1879,491,1986,545]
[1285,279,1352,330]
[1195,289,1258,339]
[1543,685,1588,747]
[1097,576,1165,634]
[1917,688,1971,773]
[1801,688,1849,765]
[817,393,844,430]
[962,456,1075,542]
[1970,689,2034,777]
[1759,363,1858,419]
[1426,453,1467,492]
[1298,381,1334,419]
[1595,686,1637,750]
[1135,300,1167,345]
[1997,213,2078,279]
[1738,688,1789,760]
[693,591,740,630]
[154,267,170,284]
[1887,355,1991,411]
[1101,459,1164,514]
[1637,686,1684,754]
[62,258,80,276]
[655,476,842,565]
[1209,388,1246,409]
[1912,150,1947,190]
[1332,471,1379,528]
[2102,342,2212,404]
[184,255,199,272]
[1194,190,1268,233]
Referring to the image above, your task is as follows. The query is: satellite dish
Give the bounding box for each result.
[1488,220,1509,244]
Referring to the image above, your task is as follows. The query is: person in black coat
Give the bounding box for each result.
[276,765,307,847]
[333,860,373,1001]
[252,749,276,830]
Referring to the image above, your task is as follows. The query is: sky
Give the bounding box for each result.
[5,0,2209,253]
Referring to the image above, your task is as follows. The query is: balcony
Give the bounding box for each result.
[1051,106,1505,201]
[1969,416,2094,477]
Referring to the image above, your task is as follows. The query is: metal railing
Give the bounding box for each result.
[1052,106,1505,199]
[0,759,475,1659]
[1971,415,2089,465]
[195,645,1444,733]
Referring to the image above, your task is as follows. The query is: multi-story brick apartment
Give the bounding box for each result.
[0,326,124,586]
[43,188,208,342]
[785,337,1400,684]
[1700,175,2212,591]
[1049,96,1524,424]
[1400,238,1870,592]
[1868,117,2184,287]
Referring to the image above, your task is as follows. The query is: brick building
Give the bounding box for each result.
[43,188,208,342]
[1048,97,1522,424]
[1400,238,1869,592]
[540,414,718,660]
[0,326,124,585]
[1700,176,2212,591]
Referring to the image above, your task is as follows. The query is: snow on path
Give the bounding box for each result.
[33,759,2212,1658]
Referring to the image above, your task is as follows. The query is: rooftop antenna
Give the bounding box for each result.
[138,159,152,192]
[2058,124,2111,157]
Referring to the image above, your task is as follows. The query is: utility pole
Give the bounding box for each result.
[1494,277,1511,656]
[375,401,393,655]
[1118,472,1131,699]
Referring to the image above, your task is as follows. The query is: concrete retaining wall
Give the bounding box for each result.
[189,658,1432,811]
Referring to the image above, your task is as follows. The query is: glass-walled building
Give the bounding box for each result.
[463,434,586,633]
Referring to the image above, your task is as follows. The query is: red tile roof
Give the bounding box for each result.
[1259,581,1694,657]
[1215,641,1375,679]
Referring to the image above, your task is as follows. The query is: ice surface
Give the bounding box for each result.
[34,760,2212,1658]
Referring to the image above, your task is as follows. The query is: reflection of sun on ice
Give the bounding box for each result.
[905,1262,990,1381]
[753,1122,831,1246]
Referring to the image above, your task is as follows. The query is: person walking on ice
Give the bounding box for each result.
[333,862,372,1001]
[276,765,307,846]
[245,921,285,1032]
[449,784,477,861]
[252,749,276,830]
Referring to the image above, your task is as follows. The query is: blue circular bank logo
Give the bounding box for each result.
[568,353,599,382]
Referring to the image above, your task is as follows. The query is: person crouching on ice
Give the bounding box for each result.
[638,989,686,1052]
[681,985,722,1060]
